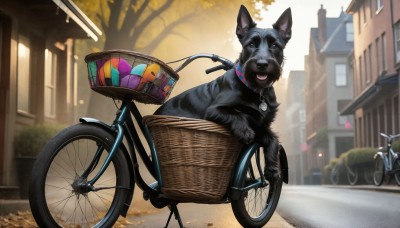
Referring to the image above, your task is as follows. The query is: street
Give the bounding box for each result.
[277,185,400,228]
[2,185,400,227]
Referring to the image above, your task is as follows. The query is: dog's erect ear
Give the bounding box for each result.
[236,5,256,40]
[273,7,292,43]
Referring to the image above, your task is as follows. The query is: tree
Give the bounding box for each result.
[75,0,274,51]
[73,0,275,121]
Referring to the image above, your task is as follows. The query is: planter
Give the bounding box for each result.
[16,156,36,199]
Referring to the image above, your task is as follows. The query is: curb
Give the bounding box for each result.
[326,184,400,193]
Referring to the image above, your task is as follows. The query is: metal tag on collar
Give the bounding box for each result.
[259,89,268,112]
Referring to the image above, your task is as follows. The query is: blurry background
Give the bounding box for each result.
[2,0,400,201]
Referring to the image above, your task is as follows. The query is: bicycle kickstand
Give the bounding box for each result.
[164,203,184,228]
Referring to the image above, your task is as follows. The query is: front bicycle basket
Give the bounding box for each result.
[143,115,243,203]
[84,50,179,104]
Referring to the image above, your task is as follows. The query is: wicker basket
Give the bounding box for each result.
[84,50,179,104]
[143,115,242,203]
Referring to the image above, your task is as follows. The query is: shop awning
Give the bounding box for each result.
[341,74,399,115]
[52,0,102,41]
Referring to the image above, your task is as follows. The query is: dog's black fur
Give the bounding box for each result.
[154,5,292,181]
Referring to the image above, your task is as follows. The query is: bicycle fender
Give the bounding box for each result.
[79,117,135,217]
[279,145,289,184]
[230,143,259,201]
[230,144,289,201]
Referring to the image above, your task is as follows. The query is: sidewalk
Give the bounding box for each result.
[0,199,292,227]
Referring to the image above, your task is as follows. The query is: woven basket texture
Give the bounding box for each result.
[143,115,242,203]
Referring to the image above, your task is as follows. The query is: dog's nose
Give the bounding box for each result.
[256,59,268,69]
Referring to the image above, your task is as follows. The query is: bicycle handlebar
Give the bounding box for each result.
[380,133,400,138]
[171,53,234,74]
[380,133,400,145]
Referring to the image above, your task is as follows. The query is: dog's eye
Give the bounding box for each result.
[249,42,256,48]
[271,43,278,49]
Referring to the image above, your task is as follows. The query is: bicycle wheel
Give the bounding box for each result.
[330,165,340,185]
[362,167,374,185]
[231,148,282,228]
[393,158,400,186]
[347,167,359,185]
[373,156,385,186]
[29,124,131,228]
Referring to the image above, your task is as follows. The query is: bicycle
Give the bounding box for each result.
[373,133,400,186]
[28,50,289,228]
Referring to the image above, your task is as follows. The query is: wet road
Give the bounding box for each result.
[277,185,400,228]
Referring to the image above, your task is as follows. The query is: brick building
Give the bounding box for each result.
[342,0,400,148]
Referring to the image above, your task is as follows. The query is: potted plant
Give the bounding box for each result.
[14,124,64,198]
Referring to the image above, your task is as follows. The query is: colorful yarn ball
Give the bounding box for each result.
[120,74,141,90]
[143,63,160,82]
[98,60,120,86]
[138,63,160,90]
[118,58,132,77]
[130,64,147,76]
[87,61,97,86]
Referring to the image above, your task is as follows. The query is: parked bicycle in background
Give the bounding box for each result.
[373,133,400,186]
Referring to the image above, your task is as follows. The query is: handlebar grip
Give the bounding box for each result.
[205,65,226,74]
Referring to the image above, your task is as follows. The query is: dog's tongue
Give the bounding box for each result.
[257,74,268,81]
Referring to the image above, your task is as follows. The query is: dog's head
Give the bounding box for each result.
[236,5,292,89]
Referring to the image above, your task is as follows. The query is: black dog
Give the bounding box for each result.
[154,5,292,181]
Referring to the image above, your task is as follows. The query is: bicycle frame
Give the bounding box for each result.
[375,133,400,173]
[78,99,288,206]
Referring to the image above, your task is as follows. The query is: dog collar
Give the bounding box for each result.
[235,63,270,112]
[234,63,260,93]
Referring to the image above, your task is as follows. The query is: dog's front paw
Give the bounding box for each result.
[233,127,255,144]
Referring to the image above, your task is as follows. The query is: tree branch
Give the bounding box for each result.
[96,1,108,34]
[130,0,176,45]
[142,12,195,53]
[120,0,151,34]
[107,0,123,32]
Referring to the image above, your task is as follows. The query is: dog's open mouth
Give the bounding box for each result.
[257,74,268,81]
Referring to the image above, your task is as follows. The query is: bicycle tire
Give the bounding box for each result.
[231,148,282,228]
[393,158,400,186]
[373,156,385,186]
[29,124,131,228]
[347,168,359,185]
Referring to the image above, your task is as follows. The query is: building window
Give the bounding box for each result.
[395,21,400,63]
[338,100,351,126]
[363,49,368,83]
[45,49,57,118]
[299,109,306,122]
[335,64,347,86]
[368,44,373,83]
[17,35,31,113]
[358,56,363,92]
[362,3,367,24]
[381,33,387,72]
[375,37,380,75]
[376,0,383,13]
[369,0,373,18]
[346,23,354,42]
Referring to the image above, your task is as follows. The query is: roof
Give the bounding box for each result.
[52,0,102,41]
[8,0,102,41]
[310,10,353,55]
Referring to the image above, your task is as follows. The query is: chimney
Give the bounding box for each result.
[318,4,327,45]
